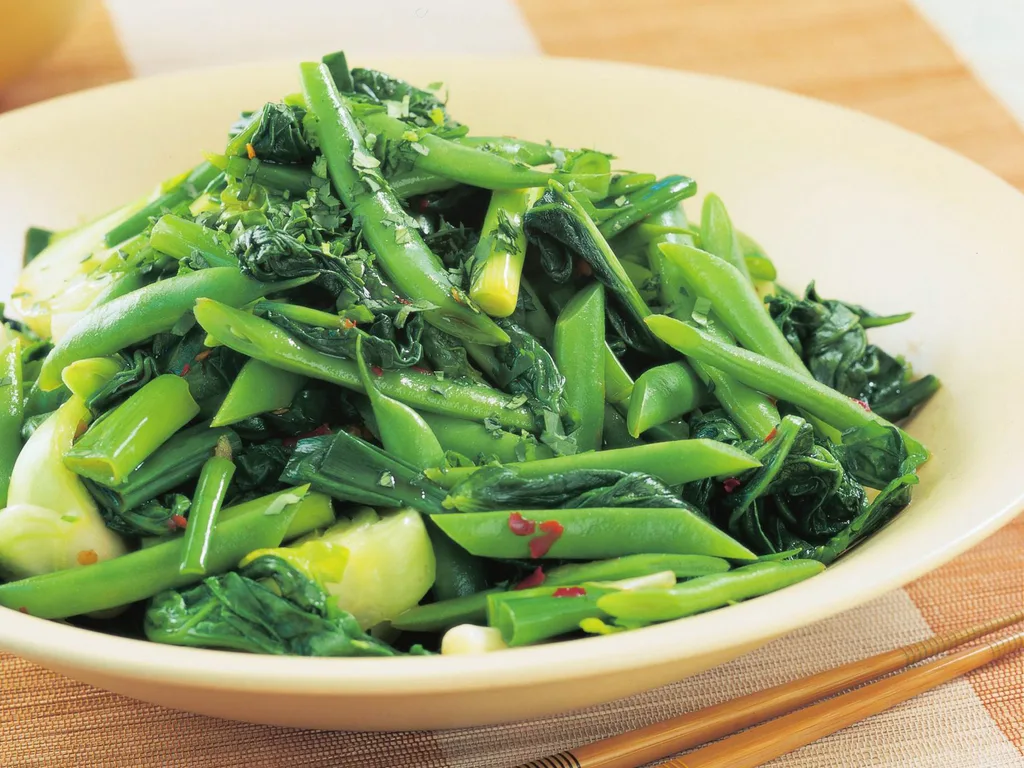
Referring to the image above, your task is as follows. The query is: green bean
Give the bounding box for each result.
[469,187,542,317]
[598,175,697,239]
[354,107,582,193]
[660,242,806,371]
[643,209,779,440]
[431,507,755,561]
[194,299,535,431]
[37,267,310,391]
[60,357,125,402]
[453,136,556,166]
[64,375,200,486]
[149,214,236,267]
[597,560,824,622]
[424,439,760,489]
[418,412,553,463]
[211,359,305,427]
[390,553,731,632]
[356,336,445,469]
[626,361,705,438]
[554,283,606,452]
[103,162,220,248]
[0,339,23,505]
[86,424,241,513]
[179,440,235,576]
[646,316,921,442]
[300,62,508,346]
[0,487,318,619]
[700,193,752,282]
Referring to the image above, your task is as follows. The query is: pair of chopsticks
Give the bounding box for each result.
[514,610,1024,768]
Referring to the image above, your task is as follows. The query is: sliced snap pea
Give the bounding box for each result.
[211,359,306,427]
[646,316,922,446]
[554,283,606,452]
[700,193,753,283]
[301,62,509,346]
[626,361,705,438]
[659,242,806,372]
[355,336,445,470]
[194,300,535,431]
[430,507,755,561]
[37,268,311,391]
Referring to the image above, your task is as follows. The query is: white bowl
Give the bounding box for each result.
[0,57,1021,731]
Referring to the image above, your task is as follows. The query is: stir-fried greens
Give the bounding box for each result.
[0,52,937,656]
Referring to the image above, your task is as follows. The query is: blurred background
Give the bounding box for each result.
[1,0,1022,189]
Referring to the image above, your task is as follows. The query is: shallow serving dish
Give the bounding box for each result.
[0,56,1021,731]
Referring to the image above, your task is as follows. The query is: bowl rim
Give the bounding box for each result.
[0,54,1021,697]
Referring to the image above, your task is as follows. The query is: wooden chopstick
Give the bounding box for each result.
[666,627,1023,768]
[514,611,1023,768]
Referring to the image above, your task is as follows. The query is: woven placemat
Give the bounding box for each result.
[4,517,1020,767]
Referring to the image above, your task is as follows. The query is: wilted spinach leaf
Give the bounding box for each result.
[144,555,413,656]
[249,103,315,165]
[768,284,939,421]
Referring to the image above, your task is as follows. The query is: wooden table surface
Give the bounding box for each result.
[5,0,1023,191]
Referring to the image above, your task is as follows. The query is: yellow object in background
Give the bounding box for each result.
[0,0,84,87]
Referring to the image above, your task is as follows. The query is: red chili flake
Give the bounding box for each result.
[77,550,99,566]
[513,566,546,590]
[416,197,431,213]
[18,606,28,614]
[508,512,536,536]
[765,427,778,442]
[341,318,357,330]
[180,363,192,377]
[194,349,213,362]
[245,142,256,159]
[853,398,872,411]
[370,365,384,377]
[450,287,464,304]
[722,477,742,494]
[552,587,587,598]
[170,514,188,530]
[573,258,592,277]
[281,436,298,449]
[412,366,432,375]
[396,297,413,305]
[529,520,565,558]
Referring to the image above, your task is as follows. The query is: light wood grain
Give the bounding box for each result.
[0,0,130,112]
[515,612,1024,768]
[517,0,1024,190]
